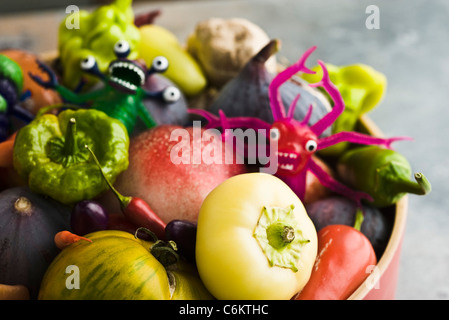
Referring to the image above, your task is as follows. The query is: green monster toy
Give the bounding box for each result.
[58,0,141,90]
[29,40,181,134]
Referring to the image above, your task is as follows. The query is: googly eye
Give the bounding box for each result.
[270,128,280,141]
[80,56,96,70]
[114,40,130,57]
[305,140,317,152]
[163,86,180,102]
[152,56,169,73]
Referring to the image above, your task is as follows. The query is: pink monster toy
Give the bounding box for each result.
[189,46,410,207]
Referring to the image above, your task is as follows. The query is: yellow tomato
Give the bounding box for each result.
[38,230,213,300]
[195,173,318,300]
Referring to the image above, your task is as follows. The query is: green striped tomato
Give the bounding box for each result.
[38,230,213,300]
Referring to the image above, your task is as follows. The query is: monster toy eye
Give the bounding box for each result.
[151,56,169,73]
[305,140,317,153]
[162,86,181,102]
[80,56,97,71]
[270,128,280,141]
[114,40,131,58]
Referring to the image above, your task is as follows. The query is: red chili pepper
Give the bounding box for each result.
[294,210,377,300]
[86,145,166,240]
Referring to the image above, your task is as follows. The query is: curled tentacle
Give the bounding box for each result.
[269,46,316,121]
[287,94,301,119]
[188,108,221,129]
[309,60,345,136]
[188,109,271,132]
[28,60,58,89]
[317,132,413,150]
[300,103,314,125]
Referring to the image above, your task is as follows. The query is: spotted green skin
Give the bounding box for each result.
[13,108,129,205]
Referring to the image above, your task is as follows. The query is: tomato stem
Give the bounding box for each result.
[134,227,179,269]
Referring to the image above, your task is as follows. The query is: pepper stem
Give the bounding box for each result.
[266,223,295,250]
[353,208,364,231]
[85,145,131,208]
[393,172,432,196]
[48,117,90,167]
[254,205,310,272]
[63,118,79,156]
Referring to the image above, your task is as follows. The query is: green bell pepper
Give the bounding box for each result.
[58,0,140,89]
[13,108,129,205]
[337,145,431,207]
[302,63,387,156]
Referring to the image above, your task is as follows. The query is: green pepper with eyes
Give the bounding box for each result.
[58,0,140,89]
[302,63,387,156]
[337,145,431,207]
[13,108,129,205]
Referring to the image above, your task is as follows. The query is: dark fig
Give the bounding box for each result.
[208,39,332,135]
[305,196,393,259]
[0,186,71,299]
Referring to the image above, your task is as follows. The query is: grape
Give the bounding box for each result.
[71,200,109,235]
[165,219,197,264]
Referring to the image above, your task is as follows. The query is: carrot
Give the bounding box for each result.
[0,284,30,300]
[54,230,93,250]
[0,132,16,168]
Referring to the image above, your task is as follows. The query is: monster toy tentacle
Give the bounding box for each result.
[286,94,301,119]
[188,108,221,129]
[317,132,412,150]
[309,60,345,136]
[28,60,58,90]
[188,109,271,132]
[188,108,272,161]
[307,158,373,207]
[268,46,317,121]
[30,59,108,105]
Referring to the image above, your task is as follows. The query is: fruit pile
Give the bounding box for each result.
[0,0,431,300]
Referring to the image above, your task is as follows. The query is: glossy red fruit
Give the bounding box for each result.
[99,125,246,223]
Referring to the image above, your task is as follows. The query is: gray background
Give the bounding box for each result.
[1,0,447,299]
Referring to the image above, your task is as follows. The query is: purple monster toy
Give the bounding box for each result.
[189,46,410,207]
